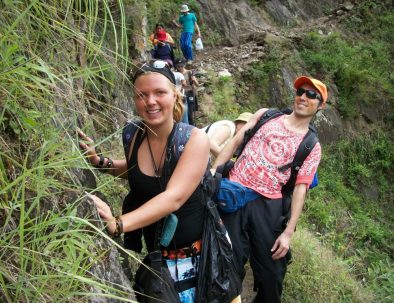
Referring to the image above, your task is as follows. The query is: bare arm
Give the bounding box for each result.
[77,129,128,178]
[92,128,210,234]
[166,33,175,46]
[209,125,233,158]
[172,18,181,28]
[212,108,268,170]
[271,183,307,260]
[194,22,201,37]
[191,74,199,87]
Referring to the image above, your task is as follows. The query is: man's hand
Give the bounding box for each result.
[271,231,291,260]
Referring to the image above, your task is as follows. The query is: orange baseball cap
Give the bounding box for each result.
[294,76,328,103]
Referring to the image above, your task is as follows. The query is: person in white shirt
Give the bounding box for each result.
[203,112,253,158]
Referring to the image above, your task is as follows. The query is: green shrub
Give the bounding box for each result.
[284,228,375,303]
[205,72,240,121]
[300,30,394,118]
[303,128,393,301]
[237,47,282,108]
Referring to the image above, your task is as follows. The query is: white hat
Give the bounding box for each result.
[180,4,190,13]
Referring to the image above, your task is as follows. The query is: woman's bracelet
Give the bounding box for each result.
[94,156,114,171]
[112,216,123,238]
[93,155,105,168]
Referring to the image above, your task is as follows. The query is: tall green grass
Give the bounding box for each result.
[303,128,394,302]
[284,228,375,303]
[0,0,138,301]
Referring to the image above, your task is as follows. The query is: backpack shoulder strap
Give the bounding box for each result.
[234,108,284,158]
[172,122,194,159]
[204,123,212,134]
[122,120,144,162]
[161,122,194,182]
[281,126,319,195]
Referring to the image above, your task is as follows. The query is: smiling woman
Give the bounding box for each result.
[78,60,210,302]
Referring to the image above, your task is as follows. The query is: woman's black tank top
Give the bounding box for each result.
[123,127,204,252]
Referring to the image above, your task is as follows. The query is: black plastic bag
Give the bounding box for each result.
[196,192,242,302]
[134,251,181,303]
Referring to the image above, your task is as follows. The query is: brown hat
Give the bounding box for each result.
[294,76,328,103]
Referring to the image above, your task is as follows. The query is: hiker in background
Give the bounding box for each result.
[212,76,328,303]
[171,64,188,124]
[78,60,210,303]
[152,29,175,67]
[203,112,253,158]
[149,23,175,48]
[175,58,199,125]
[172,4,201,64]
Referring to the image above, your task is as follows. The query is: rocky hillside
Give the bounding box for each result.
[181,0,386,145]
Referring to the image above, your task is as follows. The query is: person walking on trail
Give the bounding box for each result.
[171,64,188,124]
[172,4,201,64]
[212,76,328,303]
[152,29,175,67]
[174,58,199,125]
[149,23,175,48]
[203,112,253,158]
[78,60,210,303]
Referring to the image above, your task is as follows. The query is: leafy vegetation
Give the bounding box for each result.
[237,46,283,108]
[302,129,394,302]
[299,1,394,119]
[0,0,134,301]
[202,72,241,122]
[284,229,375,303]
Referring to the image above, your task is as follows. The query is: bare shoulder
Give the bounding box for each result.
[246,108,270,128]
[190,127,210,144]
[255,108,269,118]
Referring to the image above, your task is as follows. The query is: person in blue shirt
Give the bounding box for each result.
[172,4,201,64]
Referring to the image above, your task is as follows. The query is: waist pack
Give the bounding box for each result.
[216,178,260,213]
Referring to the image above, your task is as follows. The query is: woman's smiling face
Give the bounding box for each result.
[133,72,176,126]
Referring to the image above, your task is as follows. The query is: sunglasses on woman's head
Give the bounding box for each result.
[296,88,322,101]
[132,60,175,84]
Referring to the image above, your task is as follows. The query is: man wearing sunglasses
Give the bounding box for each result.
[212,76,327,303]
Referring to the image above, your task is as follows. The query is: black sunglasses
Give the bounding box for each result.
[296,88,322,101]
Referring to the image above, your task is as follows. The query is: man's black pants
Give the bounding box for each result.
[220,196,291,303]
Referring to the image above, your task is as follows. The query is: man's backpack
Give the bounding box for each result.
[216,108,319,224]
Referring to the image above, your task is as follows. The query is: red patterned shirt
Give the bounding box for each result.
[229,115,321,199]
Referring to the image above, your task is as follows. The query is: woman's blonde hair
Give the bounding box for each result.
[173,88,184,122]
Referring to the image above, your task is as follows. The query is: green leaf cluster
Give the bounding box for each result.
[298,1,394,119]
[302,128,394,301]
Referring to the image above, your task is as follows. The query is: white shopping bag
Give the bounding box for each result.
[195,37,203,50]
